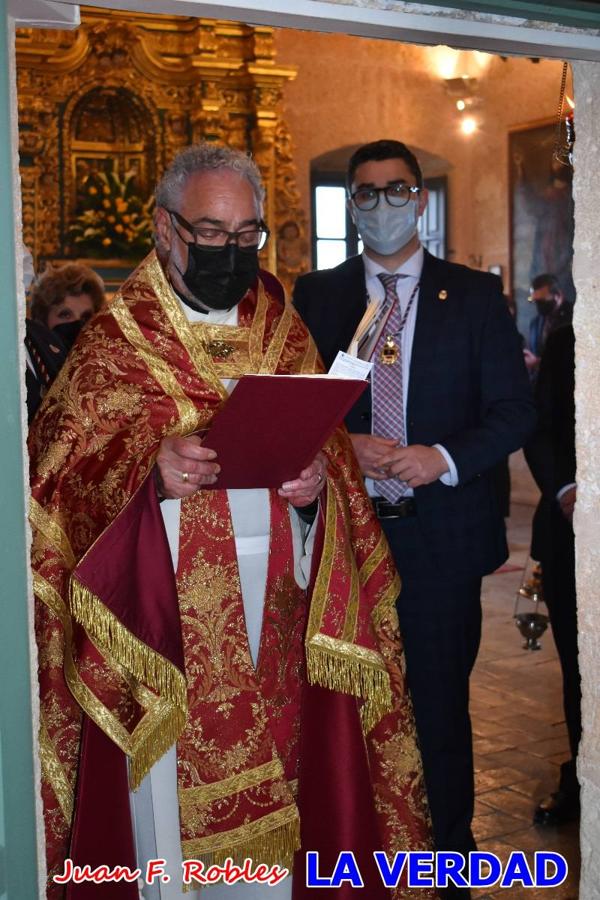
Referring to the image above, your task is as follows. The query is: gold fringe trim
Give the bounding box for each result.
[129,705,186,790]
[70,578,187,709]
[182,807,300,873]
[305,635,393,734]
[69,576,188,786]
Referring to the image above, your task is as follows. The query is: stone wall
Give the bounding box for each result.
[572,58,600,900]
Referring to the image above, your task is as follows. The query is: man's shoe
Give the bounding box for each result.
[533,790,580,827]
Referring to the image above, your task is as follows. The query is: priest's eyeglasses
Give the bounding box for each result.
[350,183,421,212]
[168,209,270,252]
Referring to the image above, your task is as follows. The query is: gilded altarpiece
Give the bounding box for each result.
[16,9,309,293]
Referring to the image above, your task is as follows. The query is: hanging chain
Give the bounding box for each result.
[553,61,570,166]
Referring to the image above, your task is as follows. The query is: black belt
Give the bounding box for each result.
[372,496,417,519]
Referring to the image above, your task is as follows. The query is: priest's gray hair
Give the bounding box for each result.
[155,143,265,211]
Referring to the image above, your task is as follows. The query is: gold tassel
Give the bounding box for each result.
[305,642,393,733]
[129,708,186,790]
[184,815,301,879]
[70,577,187,709]
[69,577,188,785]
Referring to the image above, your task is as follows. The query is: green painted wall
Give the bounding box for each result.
[421,0,600,29]
[0,4,40,899]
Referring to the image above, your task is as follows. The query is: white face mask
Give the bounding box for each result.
[352,200,419,256]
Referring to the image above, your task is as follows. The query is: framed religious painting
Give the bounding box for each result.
[509,119,575,342]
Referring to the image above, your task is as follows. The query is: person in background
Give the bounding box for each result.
[25,262,105,421]
[294,138,535,898]
[525,323,579,827]
[524,273,573,378]
[29,262,105,348]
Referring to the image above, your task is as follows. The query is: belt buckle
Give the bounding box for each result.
[374,497,399,519]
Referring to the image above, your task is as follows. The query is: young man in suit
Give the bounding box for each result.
[293,140,536,896]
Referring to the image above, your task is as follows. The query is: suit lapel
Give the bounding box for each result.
[334,255,368,352]
[407,251,449,426]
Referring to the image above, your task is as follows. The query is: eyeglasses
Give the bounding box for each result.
[527,291,557,303]
[350,183,420,212]
[168,209,270,252]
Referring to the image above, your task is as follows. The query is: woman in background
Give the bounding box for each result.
[29,262,105,345]
[25,262,105,422]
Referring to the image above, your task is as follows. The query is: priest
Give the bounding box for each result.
[29,143,435,900]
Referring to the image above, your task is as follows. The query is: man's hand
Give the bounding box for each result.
[278,452,327,508]
[377,444,449,488]
[559,485,576,523]
[155,435,220,499]
[523,348,540,372]
[349,434,398,479]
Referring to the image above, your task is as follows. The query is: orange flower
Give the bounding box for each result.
[89,187,98,196]
[107,216,116,224]
[102,200,111,209]
[115,224,124,234]
[102,238,112,247]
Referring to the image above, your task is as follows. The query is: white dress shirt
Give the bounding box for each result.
[362,245,458,494]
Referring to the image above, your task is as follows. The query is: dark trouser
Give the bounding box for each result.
[539,507,580,798]
[381,515,482,898]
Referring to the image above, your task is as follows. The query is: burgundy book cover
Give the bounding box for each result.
[202,374,367,489]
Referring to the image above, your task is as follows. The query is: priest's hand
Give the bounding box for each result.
[377,444,449,488]
[155,435,220,499]
[278,451,327,507]
[350,433,398,479]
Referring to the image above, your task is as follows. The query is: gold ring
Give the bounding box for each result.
[181,471,190,484]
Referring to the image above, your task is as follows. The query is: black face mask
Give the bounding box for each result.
[180,242,259,312]
[535,299,556,318]
[52,319,84,351]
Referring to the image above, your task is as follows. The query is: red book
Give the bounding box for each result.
[201,374,367,489]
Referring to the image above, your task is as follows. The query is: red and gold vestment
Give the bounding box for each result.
[29,252,435,898]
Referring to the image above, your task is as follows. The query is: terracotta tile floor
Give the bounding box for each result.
[470,503,579,898]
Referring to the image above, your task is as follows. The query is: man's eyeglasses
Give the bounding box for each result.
[168,209,270,252]
[350,183,420,212]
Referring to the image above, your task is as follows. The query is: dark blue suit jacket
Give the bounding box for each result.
[293,251,536,579]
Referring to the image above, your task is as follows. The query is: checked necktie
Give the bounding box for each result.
[371,272,415,503]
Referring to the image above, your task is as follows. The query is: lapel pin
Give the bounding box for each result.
[438,289,448,301]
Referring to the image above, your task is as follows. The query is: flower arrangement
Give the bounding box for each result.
[67,168,155,260]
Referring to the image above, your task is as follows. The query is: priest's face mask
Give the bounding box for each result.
[155,170,268,313]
